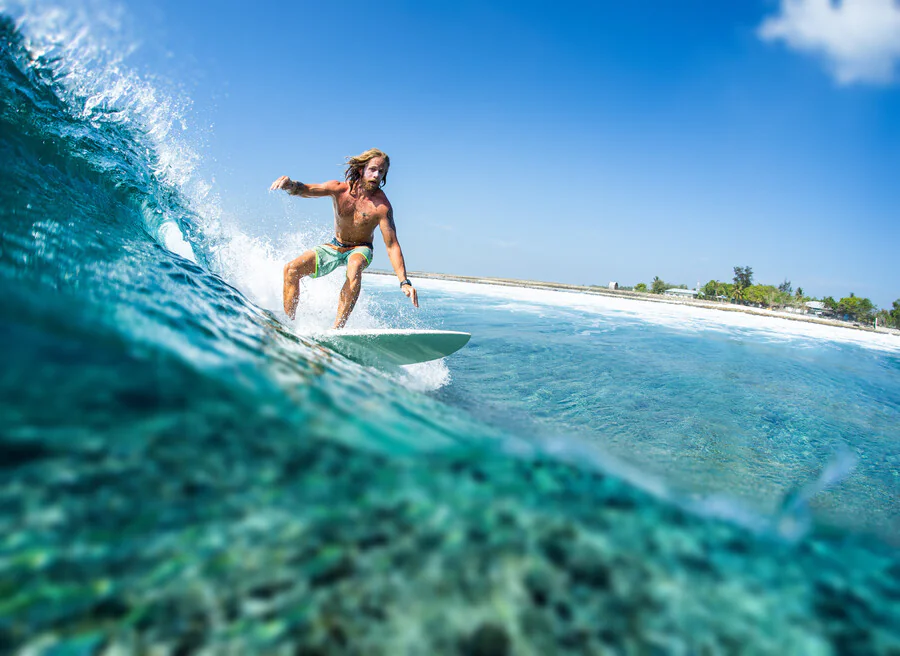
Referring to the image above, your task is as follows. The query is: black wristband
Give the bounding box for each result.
[400,279,411,288]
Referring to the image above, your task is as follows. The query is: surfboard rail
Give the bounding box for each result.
[310,329,471,367]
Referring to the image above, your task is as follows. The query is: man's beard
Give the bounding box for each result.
[362,180,379,192]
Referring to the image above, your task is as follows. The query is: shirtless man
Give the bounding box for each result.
[270,148,418,328]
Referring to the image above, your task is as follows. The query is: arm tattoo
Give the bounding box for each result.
[387,207,396,230]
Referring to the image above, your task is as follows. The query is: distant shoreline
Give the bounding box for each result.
[366,269,900,338]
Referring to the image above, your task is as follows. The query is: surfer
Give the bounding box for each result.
[271,148,418,328]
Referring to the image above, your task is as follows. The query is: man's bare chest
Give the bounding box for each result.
[335,194,384,227]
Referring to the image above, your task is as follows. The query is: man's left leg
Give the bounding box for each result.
[334,253,368,328]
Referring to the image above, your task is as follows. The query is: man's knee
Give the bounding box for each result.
[285,258,310,281]
[283,263,300,285]
[346,258,367,282]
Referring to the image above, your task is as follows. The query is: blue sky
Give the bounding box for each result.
[116,1,898,307]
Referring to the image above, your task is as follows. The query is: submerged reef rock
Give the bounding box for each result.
[2,412,900,655]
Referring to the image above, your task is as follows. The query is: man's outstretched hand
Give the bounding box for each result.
[270,176,297,193]
[402,284,419,308]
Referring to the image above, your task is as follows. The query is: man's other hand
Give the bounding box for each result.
[402,284,419,308]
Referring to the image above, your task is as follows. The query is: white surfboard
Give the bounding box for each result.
[312,329,471,367]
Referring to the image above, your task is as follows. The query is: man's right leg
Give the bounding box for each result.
[283,250,317,319]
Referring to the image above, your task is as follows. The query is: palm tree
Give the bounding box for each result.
[792,287,804,310]
[715,280,726,301]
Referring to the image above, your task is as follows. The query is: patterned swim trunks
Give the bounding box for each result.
[311,238,373,279]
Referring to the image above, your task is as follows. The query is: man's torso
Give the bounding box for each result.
[330,184,391,248]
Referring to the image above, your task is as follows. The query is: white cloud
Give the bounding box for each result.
[759,0,900,84]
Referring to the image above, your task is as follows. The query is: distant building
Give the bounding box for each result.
[608,282,618,290]
[664,288,699,298]
[805,301,831,316]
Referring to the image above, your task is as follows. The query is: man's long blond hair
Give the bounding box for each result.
[344,148,390,191]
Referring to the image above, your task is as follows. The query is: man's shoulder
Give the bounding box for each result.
[375,193,393,220]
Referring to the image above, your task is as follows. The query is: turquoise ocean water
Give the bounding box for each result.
[3,6,900,653]
[363,275,900,540]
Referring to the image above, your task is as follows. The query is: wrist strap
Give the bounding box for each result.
[400,279,411,288]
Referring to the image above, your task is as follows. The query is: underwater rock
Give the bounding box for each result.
[460,622,510,656]
[2,416,900,654]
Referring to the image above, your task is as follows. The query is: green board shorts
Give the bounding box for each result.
[312,243,373,279]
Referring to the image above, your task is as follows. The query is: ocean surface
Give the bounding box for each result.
[363,275,900,538]
[3,5,900,653]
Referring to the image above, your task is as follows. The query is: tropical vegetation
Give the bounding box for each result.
[634,266,899,329]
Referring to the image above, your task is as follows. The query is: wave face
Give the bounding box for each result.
[3,7,900,654]
[0,8,471,455]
